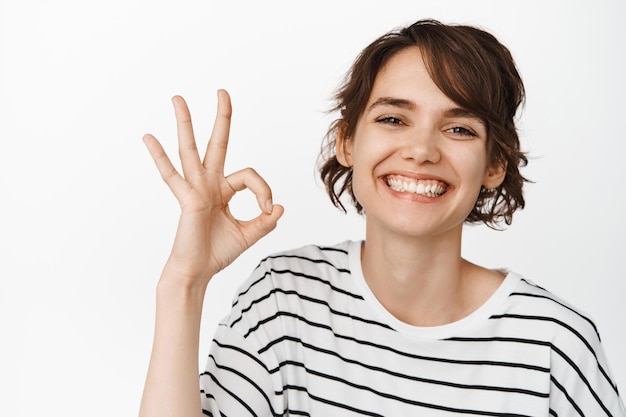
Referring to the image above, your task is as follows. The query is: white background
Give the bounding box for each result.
[1,0,625,415]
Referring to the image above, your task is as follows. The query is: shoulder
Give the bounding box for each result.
[500,273,604,363]
[256,240,353,272]
[248,240,355,292]
[503,274,624,409]
[503,273,601,344]
[220,240,358,326]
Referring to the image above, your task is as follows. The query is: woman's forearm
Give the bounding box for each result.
[139,91,282,416]
[139,276,208,417]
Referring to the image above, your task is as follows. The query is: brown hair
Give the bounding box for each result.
[318,19,528,227]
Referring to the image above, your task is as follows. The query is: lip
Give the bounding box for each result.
[382,171,451,184]
[379,171,453,200]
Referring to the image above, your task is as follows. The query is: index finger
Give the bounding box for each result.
[203,89,232,174]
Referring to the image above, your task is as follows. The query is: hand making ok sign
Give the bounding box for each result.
[142,90,284,288]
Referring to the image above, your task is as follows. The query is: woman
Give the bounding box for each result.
[139,19,625,416]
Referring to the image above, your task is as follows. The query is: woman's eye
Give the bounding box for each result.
[448,126,476,137]
[376,116,404,125]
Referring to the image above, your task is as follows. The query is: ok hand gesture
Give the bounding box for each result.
[143,90,284,288]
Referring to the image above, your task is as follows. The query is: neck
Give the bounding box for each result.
[361,221,495,326]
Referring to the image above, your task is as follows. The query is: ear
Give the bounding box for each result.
[335,124,353,168]
[482,160,507,189]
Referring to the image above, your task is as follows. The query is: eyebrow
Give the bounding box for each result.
[368,97,416,111]
[443,107,483,121]
[368,96,483,121]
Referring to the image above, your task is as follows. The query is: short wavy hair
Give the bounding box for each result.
[318,19,528,228]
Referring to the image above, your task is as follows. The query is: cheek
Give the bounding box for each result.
[454,146,490,181]
[351,133,395,165]
[349,151,385,204]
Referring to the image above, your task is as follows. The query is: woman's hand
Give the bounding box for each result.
[143,90,284,288]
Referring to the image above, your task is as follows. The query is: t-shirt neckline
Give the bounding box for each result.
[347,240,520,340]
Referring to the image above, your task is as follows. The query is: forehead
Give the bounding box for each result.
[368,47,458,111]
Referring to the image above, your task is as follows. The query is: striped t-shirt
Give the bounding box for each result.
[200,240,625,416]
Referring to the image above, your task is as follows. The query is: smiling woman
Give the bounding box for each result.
[138,18,626,417]
[321,20,526,227]
[333,47,503,244]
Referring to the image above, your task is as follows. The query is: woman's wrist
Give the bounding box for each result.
[158,259,212,290]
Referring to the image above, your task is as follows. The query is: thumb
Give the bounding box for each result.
[242,204,284,246]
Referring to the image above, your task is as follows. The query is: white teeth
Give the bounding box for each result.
[386,177,446,197]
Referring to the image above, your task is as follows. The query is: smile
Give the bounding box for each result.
[385,175,448,197]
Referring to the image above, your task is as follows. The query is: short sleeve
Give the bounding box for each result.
[200,323,284,416]
[548,321,626,416]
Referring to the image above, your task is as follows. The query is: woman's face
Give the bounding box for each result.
[337,47,505,239]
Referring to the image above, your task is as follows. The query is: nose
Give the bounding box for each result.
[400,126,441,164]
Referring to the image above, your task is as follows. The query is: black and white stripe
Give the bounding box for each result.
[200,241,625,416]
